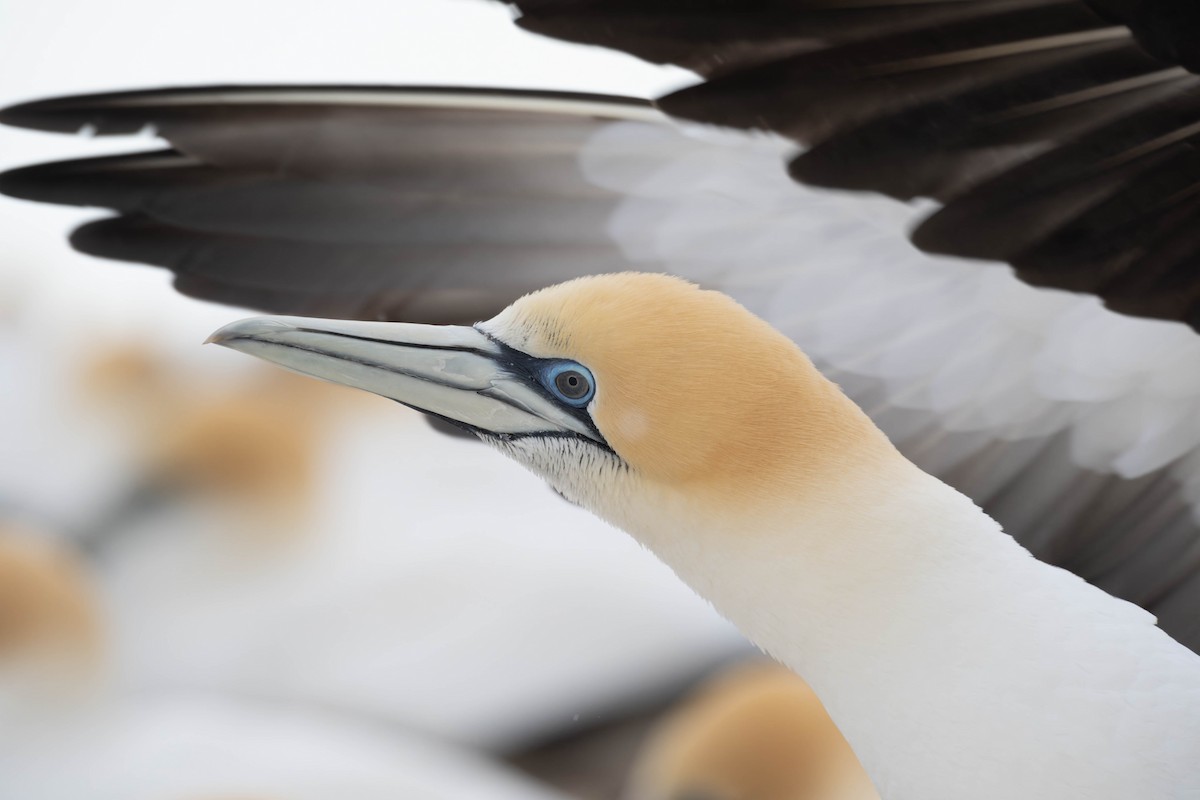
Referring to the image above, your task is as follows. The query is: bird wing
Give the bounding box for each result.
[2,85,1198,650]
[0,86,664,323]
[576,116,1200,650]
[512,0,1200,330]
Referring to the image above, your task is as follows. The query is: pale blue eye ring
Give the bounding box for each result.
[543,362,595,407]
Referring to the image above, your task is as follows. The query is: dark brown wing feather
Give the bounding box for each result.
[513,0,1200,331]
[0,86,653,322]
[1088,0,1200,72]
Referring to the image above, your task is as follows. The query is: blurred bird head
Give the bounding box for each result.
[209,273,894,531]
[627,661,879,800]
[79,343,354,545]
[0,525,101,715]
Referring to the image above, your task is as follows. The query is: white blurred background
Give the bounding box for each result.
[0,3,766,798]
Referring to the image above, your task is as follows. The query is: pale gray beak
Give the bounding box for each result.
[206,316,601,442]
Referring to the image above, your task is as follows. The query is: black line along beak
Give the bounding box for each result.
[206,316,602,443]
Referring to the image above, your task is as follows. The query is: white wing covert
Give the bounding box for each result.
[579,118,1200,648]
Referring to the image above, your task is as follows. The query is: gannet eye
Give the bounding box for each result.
[544,362,595,407]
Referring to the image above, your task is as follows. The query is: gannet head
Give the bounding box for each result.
[208,273,896,536]
[0,527,101,719]
[629,662,879,800]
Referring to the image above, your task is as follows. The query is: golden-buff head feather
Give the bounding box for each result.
[489,273,895,505]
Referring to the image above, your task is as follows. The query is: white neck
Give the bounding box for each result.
[615,460,1200,800]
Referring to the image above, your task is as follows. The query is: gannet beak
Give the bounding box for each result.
[206,316,602,442]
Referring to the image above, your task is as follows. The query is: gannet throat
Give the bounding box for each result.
[210,273,1200,800]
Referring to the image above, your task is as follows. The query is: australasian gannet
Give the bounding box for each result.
[9,69,1200,650]
[629,661,879,800]
[0,534,567,800]
[0,526,99,682]
[210,272,1200,800]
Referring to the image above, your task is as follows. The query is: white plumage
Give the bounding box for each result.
[209,273,1200,799]
[2,694,569,800]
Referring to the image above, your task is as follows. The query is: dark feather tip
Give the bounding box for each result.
[0,157,112,204]
[0,94,138,135]
[0,97,82,133]
[0,163,45,201]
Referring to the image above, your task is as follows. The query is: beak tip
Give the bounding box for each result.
[205,317,297,348]
[204,322,243,347]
